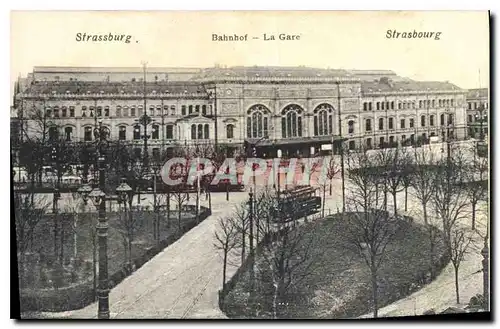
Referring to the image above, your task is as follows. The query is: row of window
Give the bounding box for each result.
[467,113,488,123]
[362,98,457,111]
[362,114,454,132]
[48,123,238,142]
[42,104,212,119]
[48,124,176,142]
[247,103,336,139]
[467,101,488,110]
[247,102,456,138]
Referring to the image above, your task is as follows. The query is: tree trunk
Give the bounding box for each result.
[53,217,58,259]
[272,276,279,319]
[178,208,182,233]
[329,179,332,196]
[383,188,388,212]
[454,265,460,304]
[392,191,398,218]
[59,221,65,265]
[73,214,78,260]
[404,186,408,212]
[222,250,227,289]
[371,270,379,318]
[429,226,435,279]
[375,184,379,207]
[241,228,246,264]
[422,201,429,225]
[128,237,132,267]
[226,184,229,201]
[471,201,476,230]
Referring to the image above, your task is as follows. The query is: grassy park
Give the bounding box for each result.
[223,213,447,319]
[17,203,206,312]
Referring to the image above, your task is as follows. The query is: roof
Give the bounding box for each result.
[467,88,488,99]
[361,78,462,93]
[21,81,207,95]
[192,66,350,79]
[33,66,202,74]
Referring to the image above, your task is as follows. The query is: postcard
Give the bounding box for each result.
[10,10,490,320]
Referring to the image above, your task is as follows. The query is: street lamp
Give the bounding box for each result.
[475,103,486,141]
[136,113,152,170]
[116,178,133,208]
[77,184,93,205]
[76,121,110,319]
[482,207,489,310]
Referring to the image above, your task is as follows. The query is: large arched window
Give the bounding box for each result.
[190,123,210,140]
[247,105,270,138]
[281,104,303,138]
[313,104,333,136]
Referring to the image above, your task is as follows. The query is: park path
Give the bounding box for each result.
[24,192,249,319]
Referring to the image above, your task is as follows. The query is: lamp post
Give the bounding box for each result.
[50,141,62,263]
[77,122,110,319]
[482,206,489,310]
[335,80,346,213]
[475,103,486,141]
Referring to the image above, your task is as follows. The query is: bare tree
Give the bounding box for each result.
[232,201,249,263]
[345,149,401,318]
[171,185,190,233]
[410,147,439,225]
[449,227,474,304]
[259,219,321,319]
[372,147,408,217]
[14,192,49,287]
[214,216,239,289]
[115,201,140,267]
[410,147,441,278]
[431,146,471,257]
[326,156,341,196]
[22,100,54,186]
[465,153,488,230]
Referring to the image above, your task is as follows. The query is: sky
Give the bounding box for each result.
[10,11,490,91]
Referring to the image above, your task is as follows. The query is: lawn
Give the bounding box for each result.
[17,209,196,291]
[223,213,447,319]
